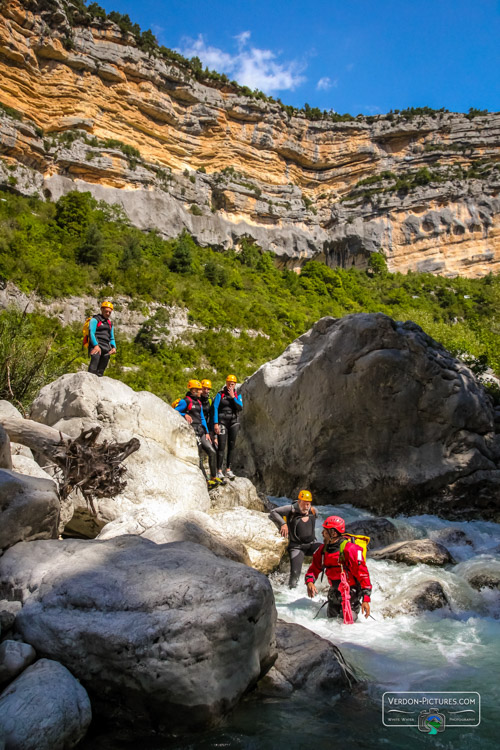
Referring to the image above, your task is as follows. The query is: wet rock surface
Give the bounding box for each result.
[256,620,350,697]
[382,580,451,617]
[369,539,455,566]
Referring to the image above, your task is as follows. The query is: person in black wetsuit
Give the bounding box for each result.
[212,374,243,481]
[269,490,321,589]
[200,379,213,430]
[87,300,116,377]
[174,379,221,490]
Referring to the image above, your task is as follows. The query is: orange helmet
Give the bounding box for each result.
[188,379,202,389]
[201,379,212,388]
[226,374,237,383]
[323,516,345,534]
[298,490,312,503]
[101,300,114,310]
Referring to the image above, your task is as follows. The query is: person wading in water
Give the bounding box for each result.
[269,490,321,589]
[305,516,372,620]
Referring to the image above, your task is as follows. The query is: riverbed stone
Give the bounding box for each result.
[0,469,60,552]
[432,528,474,547]
[0,535,276,734]
[346,518,400,549]
[256,620,351,697]
[467,573,500,590]
[369,539,455,566]
[382,580,450,617]
[234,314,500,519]
[0,641,36,686]
[0,658,91,750]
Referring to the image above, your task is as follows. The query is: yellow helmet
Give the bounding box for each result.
[201,379,212,388]
[101,300,114,310]
[298,490,312,503]
[188,379,202,389]
[226,374,237,383]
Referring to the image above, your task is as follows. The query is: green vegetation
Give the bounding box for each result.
[0,190,498,407]
[0,102,23,121]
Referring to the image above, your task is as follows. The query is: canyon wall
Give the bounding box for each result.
[0,0,499,277]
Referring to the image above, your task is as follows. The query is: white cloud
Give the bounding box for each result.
[177,32,306,93]
[316,76,337,91]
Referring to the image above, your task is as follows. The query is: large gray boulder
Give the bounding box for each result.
[208,476,269,512]
[369,539,455,566]
[235,314,500,519]
[30,372,210,533]
[0,469,60,552]
[0,536,276,734]
[0,658,91,750]
[257,620,351,697]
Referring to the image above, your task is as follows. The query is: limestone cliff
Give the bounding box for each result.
[0,0,499,277]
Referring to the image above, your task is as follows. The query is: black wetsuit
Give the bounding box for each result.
[88,314,115,377]
[269,502,321,588]
[212,386,243,471]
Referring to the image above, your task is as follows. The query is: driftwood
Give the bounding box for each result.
[1,416,140,514]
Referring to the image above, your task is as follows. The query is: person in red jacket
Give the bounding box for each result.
[305,515,372,620]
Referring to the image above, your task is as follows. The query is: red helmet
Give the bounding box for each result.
[322,516,345,533]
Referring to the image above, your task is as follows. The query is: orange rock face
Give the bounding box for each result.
[0,0,499,276]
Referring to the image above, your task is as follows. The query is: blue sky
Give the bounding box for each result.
[98,0,499,114]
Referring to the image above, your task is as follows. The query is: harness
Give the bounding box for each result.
[286,502,317,545]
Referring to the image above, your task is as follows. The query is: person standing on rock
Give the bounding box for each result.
[212,374,243,481]
[200,379,214,431]
[269,490,321,589]
[175,379,222,491]
[87,301,117,377]
[305,516,372,621]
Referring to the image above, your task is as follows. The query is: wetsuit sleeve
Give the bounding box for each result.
[200,409,209,433]
[89,318,99,348]
[345,543,372,602]
[174,399,188,415]
[268,504,293,529]
[110,324,116,349]
[305,545,324,584]
[233,392,243,411]
[212,392,221,423]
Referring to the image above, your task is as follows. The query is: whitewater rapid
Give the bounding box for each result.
[266,502,500,749]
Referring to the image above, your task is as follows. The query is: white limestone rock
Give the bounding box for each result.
[30,372,210,534]
[0,469,60,552]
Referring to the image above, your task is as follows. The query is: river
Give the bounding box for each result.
[82,502,500,749]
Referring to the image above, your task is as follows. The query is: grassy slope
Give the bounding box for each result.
[0,191,498,407]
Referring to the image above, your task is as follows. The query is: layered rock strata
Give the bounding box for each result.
[0,0,499,276]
